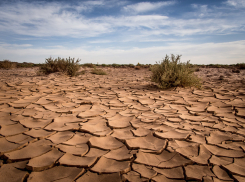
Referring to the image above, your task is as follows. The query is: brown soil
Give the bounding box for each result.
[0,67,245,182]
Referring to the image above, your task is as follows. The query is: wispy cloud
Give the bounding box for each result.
[123,1,176,13]
[0,0,244,64]
[0,42,32,48]
[0,1,113,38]
[225,0,245,7]
[0,0,244,39]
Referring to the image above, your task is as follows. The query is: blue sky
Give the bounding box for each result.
[0,0,245,65]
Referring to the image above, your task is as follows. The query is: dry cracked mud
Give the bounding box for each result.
[0,67,245,182]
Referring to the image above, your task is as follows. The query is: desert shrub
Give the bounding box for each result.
[0,60,16,69]
[77,70,86,75]
[151,54,201,89]
[236,63,245,69]
[16,62,35,68]
[194,67,200,72]
[40,57,80,76]
[232,69,240,73]
[128,64,135,68]
[91,68,107,75]
[135,66,141,70]
[65,57,81,76]
[137,62,142,67]
[111,63,120,68]
[82,63,96,68]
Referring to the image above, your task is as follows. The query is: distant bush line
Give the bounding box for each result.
[1,59,244,70]
[0,60,42,69]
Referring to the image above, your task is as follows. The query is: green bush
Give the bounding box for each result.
[40,57,80,76]
[0,60,16,69]
[91,68,107,75]
[151,54,201,89]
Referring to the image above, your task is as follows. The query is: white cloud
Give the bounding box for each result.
[0,1,111,37]
[225,0,245,7]
[88,40,114,44]
[1,40,244,65]
[123,1,176,13]
[0,0,244,39]
[0,42,32,48]
[0,0,245,66]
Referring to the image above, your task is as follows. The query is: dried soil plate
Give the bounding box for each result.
[59,153,97,167]
[27,166,84,182]
[26,148,64,171]
[89,135,124,150]
[91,156,130,173]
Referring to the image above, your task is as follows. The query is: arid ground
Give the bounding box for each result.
[0,67,245,182]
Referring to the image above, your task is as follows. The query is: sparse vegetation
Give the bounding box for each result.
[77,70,86,75]
[82,63,96,68]
[91,67,107,75]
[40,57,80,76]
[151,54,201,89]
[111,63,121,68]
[135,66,141,70]
[232,69,240,73]
[0,60,16,69]
[236,63,245,69]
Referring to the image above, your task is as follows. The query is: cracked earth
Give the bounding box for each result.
[0,67,245,182]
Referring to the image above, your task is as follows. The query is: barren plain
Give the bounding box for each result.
[0,67,245,182]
